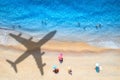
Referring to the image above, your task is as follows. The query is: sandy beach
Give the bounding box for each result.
[0,29,120,80]
[0,0,120,79]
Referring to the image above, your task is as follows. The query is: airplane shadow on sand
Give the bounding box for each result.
[6,30,57,75]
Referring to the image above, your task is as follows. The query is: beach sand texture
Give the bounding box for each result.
[0,29,120,80]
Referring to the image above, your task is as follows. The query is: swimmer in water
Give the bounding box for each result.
[41,20,47,25]
[96,24,102,29]
[52,65,59,74]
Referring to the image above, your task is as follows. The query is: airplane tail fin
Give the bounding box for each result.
[6,60,17,73]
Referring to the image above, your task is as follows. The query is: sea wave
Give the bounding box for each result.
[0,0,120,43]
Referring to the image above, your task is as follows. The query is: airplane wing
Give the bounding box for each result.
[37,30,56,46]
[32,50,46,75]
[9,33,29,47]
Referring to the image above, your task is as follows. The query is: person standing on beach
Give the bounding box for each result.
[95,24,102,29]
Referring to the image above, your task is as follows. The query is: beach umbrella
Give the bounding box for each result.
[58,55,62,59]
[58,53,63,59]
[59,53,63,56]
[52,65,57,69]
[95,63,99,67]
[58,53,63,57]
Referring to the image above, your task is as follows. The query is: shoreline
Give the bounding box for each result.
[0,28,120,53]
[0,40,120,54]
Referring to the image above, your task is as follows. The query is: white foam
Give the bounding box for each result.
[99,41,119,49]
[89,41,120,49]
[0,31,8,45]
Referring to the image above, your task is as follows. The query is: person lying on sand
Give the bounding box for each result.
[52,65,59,74]
[53,68,59,74]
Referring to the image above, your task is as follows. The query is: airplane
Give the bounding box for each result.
[6,30,56,75]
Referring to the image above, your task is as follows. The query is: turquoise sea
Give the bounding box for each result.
[0,0,120,44]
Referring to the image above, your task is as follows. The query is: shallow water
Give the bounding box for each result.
[0,0,120,44]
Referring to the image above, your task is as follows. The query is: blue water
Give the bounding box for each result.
[0,0,120,42]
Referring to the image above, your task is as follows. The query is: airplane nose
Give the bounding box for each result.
[51,30,57,34]
[48,30,57,37]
